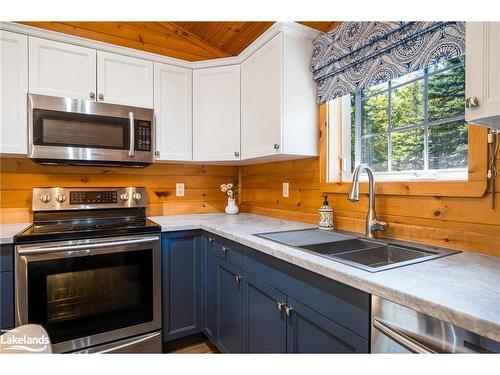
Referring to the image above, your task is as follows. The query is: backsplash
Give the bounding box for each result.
[0,157,237,223]
[239,157,500,257]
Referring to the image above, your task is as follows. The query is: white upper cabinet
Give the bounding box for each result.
[97,51,154,108]
[465,22,500,128]
[1,31,28,154]
[29,37,96,101]
[193,65,241,162]
[241,33,283,159]
[154,62,192,161]
[241,32,318,161]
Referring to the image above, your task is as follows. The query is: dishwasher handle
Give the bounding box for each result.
[373,319,437,354]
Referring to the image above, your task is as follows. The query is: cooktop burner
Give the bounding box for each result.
[14,187,160,244]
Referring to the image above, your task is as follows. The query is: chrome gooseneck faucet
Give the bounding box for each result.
[348,164,387,238]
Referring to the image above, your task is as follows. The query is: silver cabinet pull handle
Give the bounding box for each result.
[235,275,242,284]
[373,319,436,354]
[129,111,135,157]
[208,237,213,242]
[98,93,104,101]
[89,92,96,99]
[465,96,479,108]
[222,246,228,252]
[276,302,285,312]
[274,143,280,150]
[284,306,293,316]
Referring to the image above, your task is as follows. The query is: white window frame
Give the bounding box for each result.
[328,62,468,183]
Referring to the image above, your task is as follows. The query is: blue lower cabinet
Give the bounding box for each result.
[162,231,202,341]
[286,297,369,353]
[242,273,287,353]
[202,234,216,340]
[1,271,14,331]
[214,258,243,353]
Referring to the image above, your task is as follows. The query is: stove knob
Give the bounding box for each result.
[40,194,52,203]
[120,193,130,201]
[132,192,142,201]
[56,193,67,203]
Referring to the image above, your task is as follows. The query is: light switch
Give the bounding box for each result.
[282,182,289,198]
[176,183,185,197]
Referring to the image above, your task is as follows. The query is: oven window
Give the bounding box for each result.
[27,249,153,344]
[32,109,129,150]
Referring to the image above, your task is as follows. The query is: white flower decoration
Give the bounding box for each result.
[221,186,228,192]
[227,183,233,189]
[227,190,233,197]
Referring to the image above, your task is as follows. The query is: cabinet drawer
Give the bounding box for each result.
[0,244,14,272]
[242,247,370,340]
[0,271,14,330]
[210,235,243,268]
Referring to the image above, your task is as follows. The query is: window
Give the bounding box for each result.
[330,57,468,182]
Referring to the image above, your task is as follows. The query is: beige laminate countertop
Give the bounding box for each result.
[149,213,500,342]
[0,223,31,245]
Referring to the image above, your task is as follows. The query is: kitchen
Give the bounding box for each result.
[0,1,499,374]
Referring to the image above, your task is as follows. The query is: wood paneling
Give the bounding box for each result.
[0,158,237,223]
[17,21,337,61]
[240,155,500,257]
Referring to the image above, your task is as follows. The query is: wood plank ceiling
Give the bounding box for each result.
[18,21,340,61]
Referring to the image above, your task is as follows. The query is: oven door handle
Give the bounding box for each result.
[129,111,135,157]
[373,319,437,354]
[17,236,159,255]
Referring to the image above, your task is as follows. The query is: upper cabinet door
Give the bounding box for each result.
[241,33,283,160]
[97,51,153,108]
[29,37,96,101]
[465,22,500,124]
[1,31,28,154]
[193,65,241,162]
[154,63,192,161]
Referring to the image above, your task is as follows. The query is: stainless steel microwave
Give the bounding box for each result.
[28,94,155,167]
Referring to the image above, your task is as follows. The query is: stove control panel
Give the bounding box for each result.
[33,187,147,211]
[70,191,117,205]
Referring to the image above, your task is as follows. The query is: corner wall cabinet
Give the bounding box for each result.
[164,230,370,353]
[0,30,28,155]
[241,32,318,160]
[193,65,241,162]
[465,22,500,127]
[154,63,193,161]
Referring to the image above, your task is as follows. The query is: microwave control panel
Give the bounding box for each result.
[135,120,152,151]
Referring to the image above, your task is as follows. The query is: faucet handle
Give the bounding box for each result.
[371,220,388,232]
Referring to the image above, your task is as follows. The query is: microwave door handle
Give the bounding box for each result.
[129,111,135,157]
[373,319,437,354]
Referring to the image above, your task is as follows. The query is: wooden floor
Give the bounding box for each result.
[163,334,218,354]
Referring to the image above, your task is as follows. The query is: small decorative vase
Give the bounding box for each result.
[225,197,239,215]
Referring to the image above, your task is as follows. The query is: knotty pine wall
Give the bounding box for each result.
[0,158,237,223]
[240,157,500,257]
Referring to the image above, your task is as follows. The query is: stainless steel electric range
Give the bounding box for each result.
[14,187,162,353]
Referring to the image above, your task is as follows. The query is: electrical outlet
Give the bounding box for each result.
[176,183,185,197]
[282,182,289,198]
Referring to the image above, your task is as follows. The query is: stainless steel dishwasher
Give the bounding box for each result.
[371,296,500,353]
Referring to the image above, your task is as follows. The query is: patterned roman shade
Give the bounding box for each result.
[311,21,466,104]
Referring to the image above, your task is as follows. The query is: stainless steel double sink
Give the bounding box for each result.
[255,229,460,272]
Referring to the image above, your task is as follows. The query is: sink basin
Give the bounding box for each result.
[331,245,438,272]
[255,229,460,272]
[301,238,383,255]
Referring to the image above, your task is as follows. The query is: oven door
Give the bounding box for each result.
[28,94,154,166]
[16,234,161,353]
